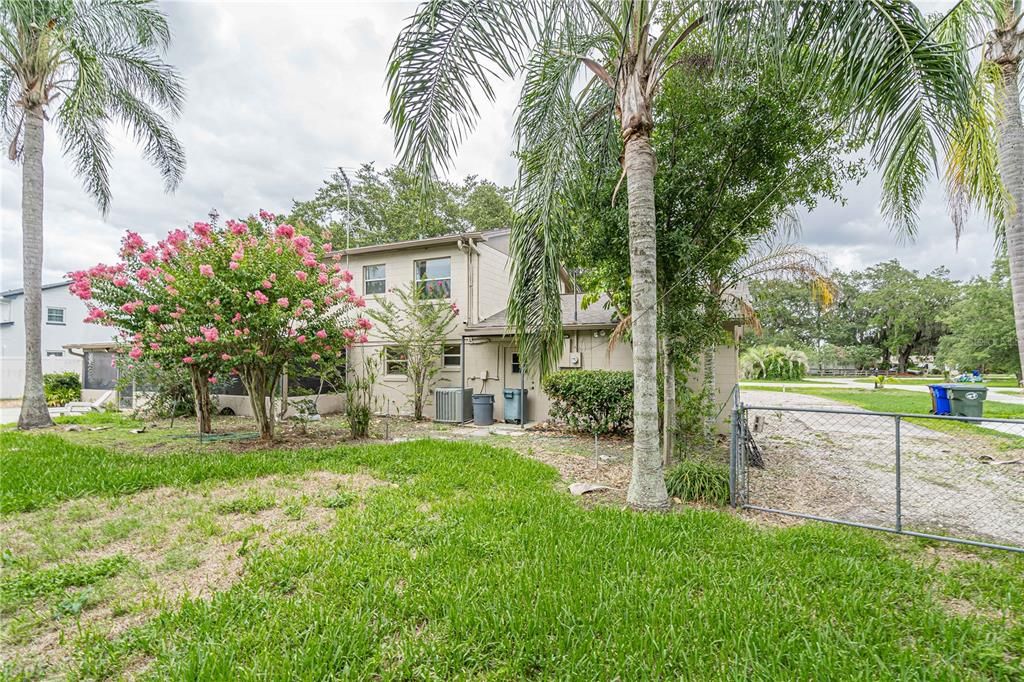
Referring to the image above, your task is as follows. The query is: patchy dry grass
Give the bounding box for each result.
[0,471,389,677]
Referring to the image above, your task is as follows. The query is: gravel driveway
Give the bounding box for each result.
[741,391,1024,548]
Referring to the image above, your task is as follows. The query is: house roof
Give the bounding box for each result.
[465,293,619,336]
[0,281,70,299]
[338,232,487,257]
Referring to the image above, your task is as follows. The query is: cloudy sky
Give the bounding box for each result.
[0,0,1003,290]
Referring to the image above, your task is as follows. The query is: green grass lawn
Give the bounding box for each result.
[1,430,1022,679]
[851,376,1022,389]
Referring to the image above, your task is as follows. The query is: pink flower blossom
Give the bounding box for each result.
[277,297,290,308]
[166,229,188,246]
[323,243,333,253]
[147,304,161,314]
[208,376,218,384]
[113,276,128,288]
[269,273,277,282]
[296,335,306,344]
[221,353,232,361]
[150,343,161,350]
[354,296,366,308]
[234,329,243,337]
[153,362,162,369]
[129,347,143,360]
[253,291,269,305]
[186,336,201,345]
[169,311,182,320]
[341,270,354,283]
[315,330,327,339]
[119,231,146,257]
[231,250,244,262]
[300,298,314,309]
[232,312,242,323]
[163,273,176,283]
[199,264,214,277]
[343,329,356,339]
[261,279,273,289]
[293,235,312,251]
[140,249,157,264]
[310,353,321,361]
[166,286,179,296]
[274,224,295,239]
[259,209,276,223]
[136,267,154,282]
[192,221,212,237]
[324,295,333,305]
[182,356,195,364]
[228,219,248,235]
[202,326,219,342]
[120,301,142,314]
[295,270,308,282]
[302,256,317,268]
[229,261,240,270]
[317,273,329,285]
[356,317,372,330]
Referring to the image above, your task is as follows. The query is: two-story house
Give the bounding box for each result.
[342,229,741,426]
[0,282,116,399]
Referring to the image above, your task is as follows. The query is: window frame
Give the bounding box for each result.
[412,257,452,300]
[511,352,521,374]
[45,350,64,358]
[46,306,66,325]
[383,346,408,376]
[363,263,386,296]
[442,344,461,369]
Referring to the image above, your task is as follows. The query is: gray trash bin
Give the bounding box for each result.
[503,388,528,424]
[472,394,494,426]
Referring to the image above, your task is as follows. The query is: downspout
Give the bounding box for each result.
[461,335,466,422]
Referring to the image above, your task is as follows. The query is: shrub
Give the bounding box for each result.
[43,372,81,406]
[542,370,632,435]
[740,345,809,380]
[665,459,730,506]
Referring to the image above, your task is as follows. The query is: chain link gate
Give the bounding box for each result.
[730,397,1023,553]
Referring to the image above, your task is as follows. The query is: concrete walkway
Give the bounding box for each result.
[742,377,1024,405]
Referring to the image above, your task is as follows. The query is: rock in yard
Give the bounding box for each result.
[569,482,612,496]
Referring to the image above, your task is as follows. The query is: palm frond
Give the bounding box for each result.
[108,86,184,191]
[385,0,540,180]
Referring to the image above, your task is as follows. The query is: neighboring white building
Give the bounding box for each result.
[0,281,115,399]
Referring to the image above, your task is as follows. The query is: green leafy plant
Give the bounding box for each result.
[542,370,633,436]
[665,460,730,506]
[741,346,810,381]
[369,283,458,420]
[43,372,81,407]
[345,357,380,439]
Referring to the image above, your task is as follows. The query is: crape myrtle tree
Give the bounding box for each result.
[369,282,459,420]
[1,0,185,430]
[387,0,978,510]
[69,212,370,440]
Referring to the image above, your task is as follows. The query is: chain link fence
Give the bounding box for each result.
[730,401,1024,553]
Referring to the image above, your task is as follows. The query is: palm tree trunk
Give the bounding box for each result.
[995,48,1024,382]
[661,336,675,468]
[624,133,669,511]
[18,107,53,430]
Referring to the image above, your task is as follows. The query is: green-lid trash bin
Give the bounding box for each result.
[947,385,987,418]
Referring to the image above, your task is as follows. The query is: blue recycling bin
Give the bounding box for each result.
[928,384,952,415]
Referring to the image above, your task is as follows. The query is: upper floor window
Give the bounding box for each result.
[46,350,64,358]
[364,264,386,295]
[413,257,451,299]
[46,307,65,325]
[442,344,461,368]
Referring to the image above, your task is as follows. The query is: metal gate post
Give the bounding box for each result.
[729,405,740,507]
[894,415,902,532]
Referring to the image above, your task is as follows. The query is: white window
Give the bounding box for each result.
[384,347,407,375]
[364,264,386,295]
[413,257,451,299]
[46,307,65,325]
[443,344,461,368]
[46,350,64,358]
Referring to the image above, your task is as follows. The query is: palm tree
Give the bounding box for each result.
[1,0,185,429]
[387,0,977,510]
[943,0,1023,381]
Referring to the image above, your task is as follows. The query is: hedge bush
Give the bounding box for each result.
[43,372,82,407]
[541,370,633,435]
